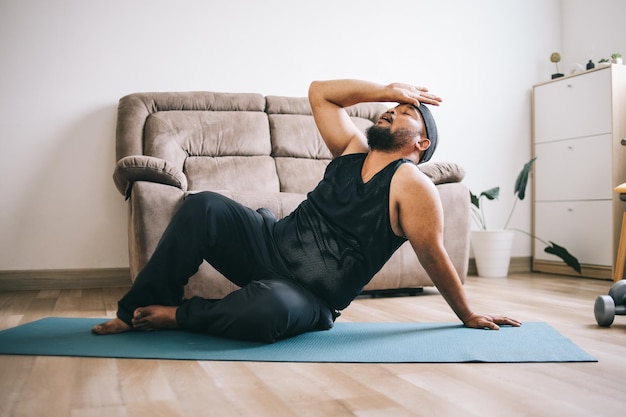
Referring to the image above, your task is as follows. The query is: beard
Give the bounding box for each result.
[366,125,418,152]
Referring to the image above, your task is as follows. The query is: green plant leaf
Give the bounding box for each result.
[544,241,581,274]
[481,187,500,201]
[470,191,480,209]
[470,188,499,209]
[513,157,536,201]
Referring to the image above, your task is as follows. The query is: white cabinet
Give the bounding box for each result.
[532,65,626,279]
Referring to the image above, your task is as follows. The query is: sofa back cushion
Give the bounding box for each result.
[266,96,386,194]
[141,95,279,193]
[116,91,386,196]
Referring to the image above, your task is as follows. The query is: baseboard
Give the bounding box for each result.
[0,268,132,291]
[0,258,533,292]
[532,259,612,280]
[467,256,531,277]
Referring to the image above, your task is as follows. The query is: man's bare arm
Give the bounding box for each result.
[308,80,442,158]
[392,165,521,330]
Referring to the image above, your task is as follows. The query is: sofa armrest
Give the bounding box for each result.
[113,155,188,199]
[419,161,466,185]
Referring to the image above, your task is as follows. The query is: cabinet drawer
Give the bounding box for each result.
[534,200,612,266]
[534,69,611,143]
[534,134,612,201]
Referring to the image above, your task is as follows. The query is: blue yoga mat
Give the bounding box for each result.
[0,318,596,363]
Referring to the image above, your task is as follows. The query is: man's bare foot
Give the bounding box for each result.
[131,306,179,331]
[91,317,132,335]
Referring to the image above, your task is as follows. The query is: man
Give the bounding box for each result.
[93,79,521,342]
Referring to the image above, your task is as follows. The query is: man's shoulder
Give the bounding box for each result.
[393,159,425,179]
[392,162,438,194]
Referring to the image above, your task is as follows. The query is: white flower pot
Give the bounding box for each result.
[471,230,515,277]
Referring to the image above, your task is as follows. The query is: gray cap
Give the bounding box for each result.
[416,104,438,163]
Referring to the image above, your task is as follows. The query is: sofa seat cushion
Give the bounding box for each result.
[185,155,279,192]
[187,190,307,220]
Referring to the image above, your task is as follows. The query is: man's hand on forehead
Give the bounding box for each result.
[386,83,442,107]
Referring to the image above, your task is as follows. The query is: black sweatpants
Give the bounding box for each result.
[117,191,335,343]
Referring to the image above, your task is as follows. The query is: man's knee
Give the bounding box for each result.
[181,191,224,216]
[178,192,238,244]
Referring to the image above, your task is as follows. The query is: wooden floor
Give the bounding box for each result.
[0,273,624,417]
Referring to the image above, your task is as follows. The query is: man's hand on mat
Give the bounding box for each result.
[463,313,522,330]
[131,306,180,331]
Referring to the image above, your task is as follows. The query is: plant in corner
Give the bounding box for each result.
[611,53,623,65]
[469,157,581,275]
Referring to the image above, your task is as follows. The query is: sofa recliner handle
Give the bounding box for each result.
[113,155,188,199]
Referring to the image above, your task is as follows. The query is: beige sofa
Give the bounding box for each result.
[113,91,470,300]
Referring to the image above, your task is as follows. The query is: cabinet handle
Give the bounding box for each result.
[621,138,626,146]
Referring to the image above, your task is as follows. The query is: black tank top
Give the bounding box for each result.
[272,153,409,309]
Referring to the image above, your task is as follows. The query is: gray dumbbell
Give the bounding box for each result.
[594,280,626,326]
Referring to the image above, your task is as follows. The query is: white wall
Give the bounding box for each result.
[0,0,603,271]
[561,0,626,75]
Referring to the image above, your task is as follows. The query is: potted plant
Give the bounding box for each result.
[611,53,622,65]
[469,158,581,277]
